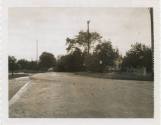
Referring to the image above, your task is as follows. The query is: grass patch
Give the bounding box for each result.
[75,72,153,81]
[9,73,30,79]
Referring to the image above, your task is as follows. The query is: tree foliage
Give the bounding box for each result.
[56,48,84,72]
[66,31,102,54]
[84,41,119,72]
[39,52,56,70]
[122,43,153,72]
[17,59,28,69]
[84,54,100,72]
[95,41,119,66]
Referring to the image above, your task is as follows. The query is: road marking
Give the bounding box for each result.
[9,81,31,107]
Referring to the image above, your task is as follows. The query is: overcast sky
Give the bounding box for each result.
[8,7,151,60]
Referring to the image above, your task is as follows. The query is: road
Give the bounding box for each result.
[9,72,153,118]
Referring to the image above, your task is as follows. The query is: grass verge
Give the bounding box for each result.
[75,72,153,81]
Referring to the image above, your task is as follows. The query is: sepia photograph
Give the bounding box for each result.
[8,7,154,118]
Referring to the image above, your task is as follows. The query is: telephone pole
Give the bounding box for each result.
[87,20,90,54]
[149,8,154,74]
[149,8,154,53]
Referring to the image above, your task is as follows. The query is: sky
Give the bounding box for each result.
[8,7,151,60]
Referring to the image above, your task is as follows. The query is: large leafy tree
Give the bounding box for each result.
[66,31,102,54]
[84,41,119,72]
[39,52,56,70]
[122,43,153,72]
[95,41,119,66]
[56,48,84,72]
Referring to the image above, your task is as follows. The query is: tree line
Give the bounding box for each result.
[9,30,153,75]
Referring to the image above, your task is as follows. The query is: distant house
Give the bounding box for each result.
[114,56,123,71]
[105,56,123,72]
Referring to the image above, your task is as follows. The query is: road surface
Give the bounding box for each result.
[9,72,153,118]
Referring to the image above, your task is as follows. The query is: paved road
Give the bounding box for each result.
[9,72,153,118]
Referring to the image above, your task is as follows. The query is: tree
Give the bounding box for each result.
[84,41,119,72]
[95,41,119,67]
[55,48,84,72]
[39,52,56,71]
[69,48,84,71]
[66,31,102,54]
[17,59,39,71]
[122,43,152,72]
[29,61,38,70]
[9,56,18,76]
[55,55,66,72]
[84,54,100,72]
[17,59,29,70]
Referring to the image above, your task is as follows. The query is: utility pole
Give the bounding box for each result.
[149,8,154,53]
[149,8,154,74]
[87,20,90,54]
